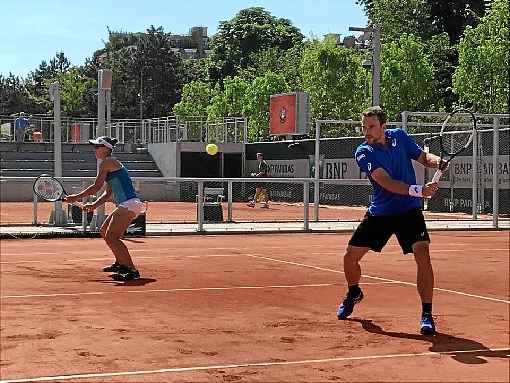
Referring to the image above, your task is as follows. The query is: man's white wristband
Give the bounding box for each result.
[408,185,423,197]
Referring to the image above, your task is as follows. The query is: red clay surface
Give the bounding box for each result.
[0,201,496,225]
[0,231,508,382]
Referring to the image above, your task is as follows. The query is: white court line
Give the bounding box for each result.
[1,247,507,264]
[309,248,509,256]
[1,242,506,257]
[0,253,239,264]
[245,254,510,304]
[1,347,508,383]
[0,282,398,300]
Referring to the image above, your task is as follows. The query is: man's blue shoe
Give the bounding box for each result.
[420,314,436,335]
[337,290,364,320]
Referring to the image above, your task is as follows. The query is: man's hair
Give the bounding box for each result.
[362,106,387,125]
[256,152,263,157]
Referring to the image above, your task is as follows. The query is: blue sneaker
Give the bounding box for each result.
[336,290,364,320]
[420,314,436,335]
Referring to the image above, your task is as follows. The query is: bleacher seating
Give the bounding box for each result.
[0,142,162,177]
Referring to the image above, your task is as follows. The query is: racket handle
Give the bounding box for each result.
[431,169,443,183]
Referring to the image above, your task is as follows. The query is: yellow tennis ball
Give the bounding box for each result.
[206,143,218,155]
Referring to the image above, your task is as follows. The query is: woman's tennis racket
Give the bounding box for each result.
[431,108,477,183]
[33,174,83,208]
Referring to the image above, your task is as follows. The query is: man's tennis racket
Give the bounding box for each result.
[33,174,83,208]
[431,108,477,183]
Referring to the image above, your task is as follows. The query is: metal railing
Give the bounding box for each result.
[0,115,248,145]
[1,175,507,231]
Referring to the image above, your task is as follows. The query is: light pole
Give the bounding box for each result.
[362,58,372,106]
[139,70,143,122]
[349,25,381,106]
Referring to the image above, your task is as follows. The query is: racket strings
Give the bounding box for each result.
[441,114,475,155]
[34,178,64,201]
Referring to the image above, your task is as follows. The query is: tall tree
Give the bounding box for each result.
[425,33,457,110]
[24,52,73,113]
[429,0,488,43]
[380,34,436,120]
[97,26,183,118]
[173,81,213,117]
[208,7,303,84]
[357,0,435,41]
[242,72,288,141]
[453,0,509,112]
[300,41,365,124]
[0,74,31,115]
[357,0,490,43]
[54,67,96,116]
[207,76,249,120]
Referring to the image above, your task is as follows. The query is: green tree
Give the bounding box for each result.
[129,26,183,117]
[242,72,288,141]
[23,52,74,114]
[359,0,434,41]
[425,33,457,111]
[208,7,303,84]
[173,81,213,117]
[0,74,32,115]
[380,34,436,119]
[453,0,509,113]
[181,57,210,84]
[355,1,492,111]
[300,41,365,124]
[54,67,96,116]
[429,0,488,43]
[237,43,306,91]
[97,26,183,118]
[357,0,489,43]
[207,76,249,120]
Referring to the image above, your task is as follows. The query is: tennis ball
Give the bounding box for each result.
[206,143,218,156]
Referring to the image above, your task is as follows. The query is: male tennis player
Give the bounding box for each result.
[247,152,270,208]
[65,136,145,281]
[336,106,445,335]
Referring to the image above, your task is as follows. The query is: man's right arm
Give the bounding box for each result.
[371,168,438,198]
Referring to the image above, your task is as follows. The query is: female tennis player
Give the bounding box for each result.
[65,136,145,281]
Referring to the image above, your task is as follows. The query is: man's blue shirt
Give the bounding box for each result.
[14,117,29,130]
[355,128,423,216]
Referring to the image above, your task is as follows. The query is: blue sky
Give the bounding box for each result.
[2,0,367,78]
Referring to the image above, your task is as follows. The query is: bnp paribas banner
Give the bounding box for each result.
[307,156,425,184]
[430,155,509,189]
[247,155,508,189]
[246,159,309,178]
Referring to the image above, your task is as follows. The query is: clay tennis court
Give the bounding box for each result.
[1,231,508,382]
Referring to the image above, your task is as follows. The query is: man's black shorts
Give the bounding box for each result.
[348,208,430,254]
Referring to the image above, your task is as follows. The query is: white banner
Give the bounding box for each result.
[246,155,508,189]
[430,155,509,188]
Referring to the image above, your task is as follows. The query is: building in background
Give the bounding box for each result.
[169,26,210,59]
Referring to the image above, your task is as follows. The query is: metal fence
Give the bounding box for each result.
[1,176,507,231]
[0,115,247,145]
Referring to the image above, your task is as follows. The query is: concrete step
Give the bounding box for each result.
[0,142,136,153]
[0,151,155,162]
[1,160,54,169]
[0,160,158,171]
[62,152,154,161]
[1,169,162,177]
[62,161,158,171]
[1,169,54,177]
[1,152,53,160]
